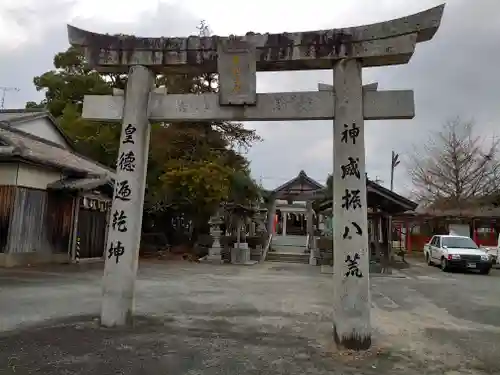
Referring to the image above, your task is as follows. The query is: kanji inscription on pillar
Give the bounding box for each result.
[332,58,371,350]
[99,64,155,327]
[105,124,139,266]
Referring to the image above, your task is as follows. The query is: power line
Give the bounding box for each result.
[0,86,20,109]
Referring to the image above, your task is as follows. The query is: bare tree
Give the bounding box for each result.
[408,117,500,208]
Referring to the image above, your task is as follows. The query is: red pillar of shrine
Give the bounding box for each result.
[491,220,495,246]
[405,219,412,253]
[472,219,478,244]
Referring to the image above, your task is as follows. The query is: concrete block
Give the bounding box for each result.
[231,244,257,266]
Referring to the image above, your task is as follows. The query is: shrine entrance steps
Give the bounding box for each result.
[266,252,309,264]
[271,235,308,253]
[267,235,309,263]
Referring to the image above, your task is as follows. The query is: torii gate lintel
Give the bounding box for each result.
[67,4,444,73]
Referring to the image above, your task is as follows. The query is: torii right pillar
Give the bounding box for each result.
[331,7,445,350]
[332,58,372,350]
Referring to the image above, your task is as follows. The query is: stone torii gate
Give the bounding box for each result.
[67,4,444,350]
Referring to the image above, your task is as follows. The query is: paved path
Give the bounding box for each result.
[373,259,500,373]
[0,260,499,374]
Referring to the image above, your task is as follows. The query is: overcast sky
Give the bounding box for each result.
[1,0,499,196]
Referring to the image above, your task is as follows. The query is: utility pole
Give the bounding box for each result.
[0,87,20,109]
[390,150,400,191]
[388,150,400,274]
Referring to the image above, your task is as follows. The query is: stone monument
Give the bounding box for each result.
[67,4,444,350]
[204,213,223,264]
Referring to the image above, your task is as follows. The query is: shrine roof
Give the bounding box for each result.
[318,179,417,215]
[366,179,417,214]
[269,170,325,200]
[395,205,500,219]
[223,203,258,215]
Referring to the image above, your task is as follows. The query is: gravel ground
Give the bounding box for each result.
[0,259,499,374]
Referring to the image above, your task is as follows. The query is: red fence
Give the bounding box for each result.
[392,219,498,252]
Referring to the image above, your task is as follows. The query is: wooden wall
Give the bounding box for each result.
[77,208,107,259]
[0,186,75,255]
[0,186,16,253]
[8,188,51,254]
[47,191,75,254]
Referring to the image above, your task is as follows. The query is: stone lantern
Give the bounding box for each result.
[204,211,224,263]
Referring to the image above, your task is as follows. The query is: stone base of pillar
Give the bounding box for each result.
[202,247,223,264]
[231,243,257,265]
[369,261,393,274]
[333,325,372,351]
[321,265,334,274]
[309,249,318,265]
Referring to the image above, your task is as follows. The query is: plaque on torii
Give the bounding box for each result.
[217,37,257,106]
[67,4,445,351]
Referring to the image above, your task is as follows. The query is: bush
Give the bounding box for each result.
[197,234,213,248]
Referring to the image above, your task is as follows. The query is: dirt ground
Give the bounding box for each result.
[1,260,499,374]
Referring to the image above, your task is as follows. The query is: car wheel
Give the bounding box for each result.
[480,268,491,275]
[426,253,434,266]
[441,258,449,272]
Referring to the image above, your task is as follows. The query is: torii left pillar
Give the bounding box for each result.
[101,65,155,327]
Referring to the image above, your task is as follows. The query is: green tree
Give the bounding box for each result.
[27,23,262,244]
[160,157,233,211]
[146,121,261,242]
[27,46,122,166]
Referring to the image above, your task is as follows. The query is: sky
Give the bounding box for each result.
[1,0,499,196]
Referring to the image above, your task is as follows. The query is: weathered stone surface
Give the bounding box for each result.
[67,5,444,72]
[332,59,371,350]
[112,87,167,96]
[82,90,415,122]
[318,82,378,91]
[231,246,257,266]
[101,65,155,327]
[217,38,257,105]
